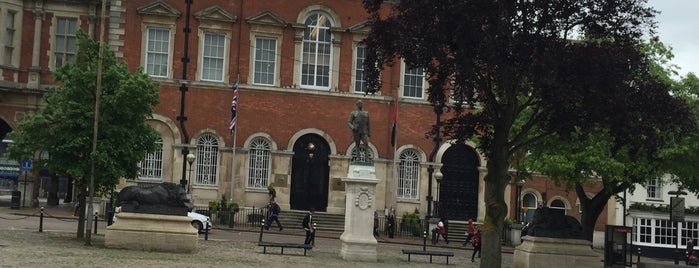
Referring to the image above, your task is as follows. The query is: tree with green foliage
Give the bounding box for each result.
[7,30,160,238]
[522,40,699,242]
[362,1,694,266]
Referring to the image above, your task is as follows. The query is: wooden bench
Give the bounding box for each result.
[258,241,313,256]
[401,249,455,264]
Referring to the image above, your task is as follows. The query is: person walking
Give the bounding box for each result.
[302,208,316,246]
[463,218,475,246]
[264,199,283,231]
[386,210,396,238]
[471,228,482,262]
[431,218,449,244]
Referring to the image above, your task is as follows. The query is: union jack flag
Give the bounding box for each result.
[229,83,238,134]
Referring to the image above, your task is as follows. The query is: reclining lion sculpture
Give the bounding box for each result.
[117,182,193,216]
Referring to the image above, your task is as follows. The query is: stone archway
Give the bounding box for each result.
[290,133,330,212]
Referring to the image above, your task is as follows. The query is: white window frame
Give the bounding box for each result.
[398,149,420,200]
[138,138,163,180]
[54,17,78,69]
[522,192,538,223]
[253,36,277,86]
[550,199,567,215]
[195,133,219,186]
[353,45,367,93]
[647,178,661,200]
[200,31,227,82]
[3,9,18,66]
[300,12,333,91]
[246,137,272,189]
[632,217,695,247]
[400,61,426,99]
[144,26,172,78]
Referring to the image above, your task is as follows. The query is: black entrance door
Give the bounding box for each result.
[290,134,329,212]
[438,144,480,221]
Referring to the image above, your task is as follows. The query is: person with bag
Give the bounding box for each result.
[471,228,482,262]
[264,199,283,231]
[302,208,315,246]
[463,218,475,246]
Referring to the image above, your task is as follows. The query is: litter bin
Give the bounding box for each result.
[10,190,21,209]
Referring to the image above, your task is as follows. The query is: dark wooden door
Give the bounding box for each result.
[439,144,480,221]
[290,134,329,212]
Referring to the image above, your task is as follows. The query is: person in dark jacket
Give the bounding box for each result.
[471,228,482,262]
[302,208,315,246]
[264,199,283,231]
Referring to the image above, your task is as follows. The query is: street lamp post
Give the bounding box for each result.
[434,171,443,218]
[669,190,688,265]
[515,179,525,223]
[426,104,443,219]
[186,153,195,194]
[177,0,193,191]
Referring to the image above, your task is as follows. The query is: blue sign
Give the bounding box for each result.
[20,160,32,171]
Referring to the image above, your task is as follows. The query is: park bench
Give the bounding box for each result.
[258,241,313,256]
[401,249,455,264]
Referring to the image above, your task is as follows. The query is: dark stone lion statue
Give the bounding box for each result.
[117,182,193,216]
[527,207,584,240]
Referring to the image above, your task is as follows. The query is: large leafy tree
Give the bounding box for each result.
[7,30,160,237]
[362,1,692,266]
[523,40,698,242]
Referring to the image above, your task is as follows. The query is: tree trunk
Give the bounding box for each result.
[64,177,73,203]
[31,170,40,208]
[576,184,612,242]
[76,189,86,239]
[480,127,511,268]
[47,173,59,206]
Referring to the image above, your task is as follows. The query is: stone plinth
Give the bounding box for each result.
[514,236,600,268]
[339,164,378,262]
[105,212,198,253]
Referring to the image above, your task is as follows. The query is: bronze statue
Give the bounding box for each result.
[347,100,371,150]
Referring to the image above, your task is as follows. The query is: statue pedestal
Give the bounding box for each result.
[514,236,600,268]
[105,212,198,253]
[339,164,378,262]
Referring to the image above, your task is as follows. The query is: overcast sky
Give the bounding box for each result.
[648,0,699,76]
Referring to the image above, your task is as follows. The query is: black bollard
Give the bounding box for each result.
[637,247,641,264]
[94,213,98,234]
[259,219,265,242]
[39,207,44,232]
[204,227,209,241]
[423,231,427,251]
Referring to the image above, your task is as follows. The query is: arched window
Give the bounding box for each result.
[550,199,566,216]
[139,137,163,180]
[195,133,219,185]
[522,193,538,223]
[300,12,332,90]
[398,149,420,199]
[247,137,271,189]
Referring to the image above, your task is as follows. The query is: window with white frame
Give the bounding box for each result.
[139,138,163,180]
[634,217,683,246]
[647,178,661,199]
[300,12,332,90]
[247,137,271,189]
[145,27,171,77]
[3,10,16,66]
[550,199,566,215]
[522,193,538,223]
[398,149,420,199]
[201,31,225,82]
[353,45,367,93]
[195,133,219,185]
[403,65,424,98]
[253,37,277,85]
[55,17,77,68]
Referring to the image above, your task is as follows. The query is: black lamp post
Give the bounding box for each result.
[434,171,443,218]
[669,190,688,265]
[515,179,525,223]
[177,0,193,190]
[426,104,443,219]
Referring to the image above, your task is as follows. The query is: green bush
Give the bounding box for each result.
[402,211,423,237]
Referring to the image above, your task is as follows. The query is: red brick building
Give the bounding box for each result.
[0,0,608,234]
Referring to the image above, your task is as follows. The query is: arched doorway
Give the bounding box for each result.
[439,144,480,221]
[290,134,330,212]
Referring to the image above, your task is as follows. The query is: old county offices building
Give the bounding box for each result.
[0,0,625,245]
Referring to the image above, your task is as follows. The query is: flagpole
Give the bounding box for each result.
[391,92,400,210]
[230,74,239,202]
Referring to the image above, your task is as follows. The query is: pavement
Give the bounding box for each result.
[0,196,685,267]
